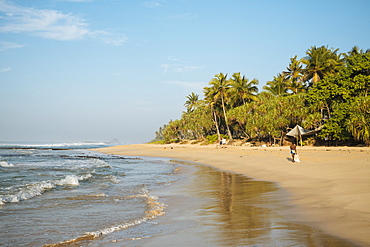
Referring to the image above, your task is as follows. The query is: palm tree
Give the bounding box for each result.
[301,46,344,85]
[184,92,200,112]
[204,86,221,141]
[263,73,288,96]
[206,73,233,140]
[229,72,259,106]
[283,56,306,94]
[347,46,370,56]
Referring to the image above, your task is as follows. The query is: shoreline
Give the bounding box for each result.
[92,144,370,246]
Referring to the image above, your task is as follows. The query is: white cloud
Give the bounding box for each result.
[0,0,126,45]
[57,0,93,2]
[89,30,127,46]
[146,12,197,21]
[0,1,89,40]
[142,1,165,8]
[175,65,200,73]
[0,41,25,51]
[163,80,205,91]
[160,63,170,73]
[160,56,202,74]
[0,67,11,72]
[160,62,201,74]
[167,56,180,62]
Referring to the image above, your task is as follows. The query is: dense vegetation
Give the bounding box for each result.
[153,46,370,146]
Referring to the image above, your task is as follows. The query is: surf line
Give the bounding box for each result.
[43,189,166,247]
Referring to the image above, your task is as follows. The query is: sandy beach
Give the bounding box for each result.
[93,144,370,246]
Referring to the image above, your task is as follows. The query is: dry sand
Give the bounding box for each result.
[93,144,370,246]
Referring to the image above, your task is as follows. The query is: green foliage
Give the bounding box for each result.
[153,46,370,146]
[346,96,370,145]
[307,52,370,143]
[206,134,228,144]
[149,140,168,144]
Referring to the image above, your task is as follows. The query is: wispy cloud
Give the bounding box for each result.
[89,30,127,46]
[160,63,170,73]
[175,65,201,73]
[146,12,197,21]
[163,80,204,91]
[160,56,202,73]
[167,56,180,62]
[57,0,93,2]
[142,1,165,8]
[0,67,11,72]
[0,41,25,51]
[0,0,126,45]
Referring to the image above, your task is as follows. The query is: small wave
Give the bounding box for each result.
[91,159,112,169]
[106,175,120,184]
[90,193,108,197]
[0,174,92,204]
[0,142,109,150]
[0,161,14,167]
[44,188,167,247]
[56,175,80,186]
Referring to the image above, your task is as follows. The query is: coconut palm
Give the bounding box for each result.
[206,73,233,140]
[347,46,370,56]
[263,73,288,96]
[184,92,200,112]
[283,56,306,94]
[229,72,259,106]
[301,46,344,85]
[204,86,221,141]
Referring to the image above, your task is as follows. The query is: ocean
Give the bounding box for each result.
[0,142,181,246]
[0,142,361,246]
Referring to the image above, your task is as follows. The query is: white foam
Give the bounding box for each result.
[92,159,112,169]
[55,174,92,186]
[57,175,80,186]
[1,174,92,204]
[107,175,120,184]
[0,161,14,167]
[84,189,166,238]
[1,180,55,203]
[80,173,93,180]
[0,142,108,149]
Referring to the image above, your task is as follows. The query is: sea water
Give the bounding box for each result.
[0,143,361,246]
[0,142,180,246]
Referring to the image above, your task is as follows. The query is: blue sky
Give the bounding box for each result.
[1,0,369,144]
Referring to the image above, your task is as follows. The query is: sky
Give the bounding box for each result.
[0,0,369,144]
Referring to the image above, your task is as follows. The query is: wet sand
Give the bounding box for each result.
[93,144,370,246]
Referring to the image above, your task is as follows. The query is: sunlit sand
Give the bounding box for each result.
[93,144,370,245]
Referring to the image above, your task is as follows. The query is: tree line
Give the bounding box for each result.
[152,46,370,146]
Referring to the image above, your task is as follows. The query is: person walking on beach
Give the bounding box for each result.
[290,143,297,162]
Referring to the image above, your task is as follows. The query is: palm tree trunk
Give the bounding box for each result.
[221,94,233,140]
[211,105,221,141]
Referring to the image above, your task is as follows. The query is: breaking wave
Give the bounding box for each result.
[43,188,167,247]
[0,142,109,150]
[0,174,92,204]
[0,161,14,167]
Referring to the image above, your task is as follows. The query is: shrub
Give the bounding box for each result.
[206,134,228,144]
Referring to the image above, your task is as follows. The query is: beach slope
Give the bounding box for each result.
[93,144,370,246]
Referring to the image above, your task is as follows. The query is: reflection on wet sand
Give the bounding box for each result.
[188,164,360,247]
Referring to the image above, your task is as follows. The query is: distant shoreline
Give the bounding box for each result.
[92,143,370,246]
